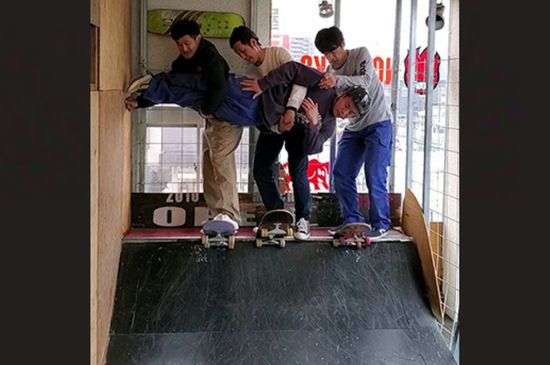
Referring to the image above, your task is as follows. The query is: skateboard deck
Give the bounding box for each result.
[200,220,236,249]
[332,223,372,249]
[148,9,246,38]
[255,209,294,248]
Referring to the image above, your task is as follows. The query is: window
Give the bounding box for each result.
[133,105,252,193]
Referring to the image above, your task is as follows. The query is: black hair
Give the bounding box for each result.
[229,26,261,48]
[314,26,344,53]
[170,19,201,41]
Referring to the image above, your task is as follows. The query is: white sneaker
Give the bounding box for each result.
[127,74,152,95]
[213,213,239,231]
[294,218,311,240]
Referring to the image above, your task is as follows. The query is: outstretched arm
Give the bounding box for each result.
[258,61,324,91]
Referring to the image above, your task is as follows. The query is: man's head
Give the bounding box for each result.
[314,26,348,69]
[229,26,264,66]
[170,19,202,59]
[332,86,370,119]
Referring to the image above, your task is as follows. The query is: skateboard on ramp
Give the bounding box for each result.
[255,209,294,248]
[148,9,246,38]
[332,223,372,248]
[200,220,236,249]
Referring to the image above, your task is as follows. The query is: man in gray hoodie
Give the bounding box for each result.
[315,26,393,239]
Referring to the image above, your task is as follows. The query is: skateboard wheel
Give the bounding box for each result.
[255,239,263,248]
[287,228,293,237]
[332,239,339,248]
[280,239,286,248]
[228,235,235,249]
[260,228,268,238]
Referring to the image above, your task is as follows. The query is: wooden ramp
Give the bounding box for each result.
[122,227,412,244]
[106,240,456,364]
[401,188,444,322]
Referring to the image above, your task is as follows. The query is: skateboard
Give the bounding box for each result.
[148,9,246,38]
[200,220,236,249]
[255,209,294,248]
[332,223,372,248]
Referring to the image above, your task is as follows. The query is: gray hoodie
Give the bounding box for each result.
[330,47,392,131]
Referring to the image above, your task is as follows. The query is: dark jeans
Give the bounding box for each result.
[333,120,393,230]
[253,127,311,221]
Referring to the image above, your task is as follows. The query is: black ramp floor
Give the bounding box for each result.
[106,241,457,365]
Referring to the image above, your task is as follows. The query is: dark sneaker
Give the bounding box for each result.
[365,227,389,240]
[294,218,311,240]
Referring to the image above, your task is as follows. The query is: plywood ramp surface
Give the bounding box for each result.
[401,188,444,321]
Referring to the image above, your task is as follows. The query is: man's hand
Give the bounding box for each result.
[124,96,138,112]
[278,110,295,132]
[280,109,296,128]
[240,78,263,99]
[318,72,337,89]
[301,97,320,126]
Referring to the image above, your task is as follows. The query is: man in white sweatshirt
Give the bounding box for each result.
[230,26,313,240]
[315,26,393,240]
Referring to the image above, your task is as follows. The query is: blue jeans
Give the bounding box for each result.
[253,127,311,221]
[333,120,393,229]
[142,72,259,126]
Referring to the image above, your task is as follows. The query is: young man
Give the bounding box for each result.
[126,62,369,238]
[315,26,393,240]
[229,25,312,240]
[125,19,242,230]
[239,60,371,241]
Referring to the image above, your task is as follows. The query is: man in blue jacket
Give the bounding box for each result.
[125,19,243,231]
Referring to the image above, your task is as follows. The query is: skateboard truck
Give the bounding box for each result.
[255,209,294,248]
[332,223,372,249]
[200,220,236,249]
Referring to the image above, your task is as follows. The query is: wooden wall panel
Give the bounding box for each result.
[121,108,132,232]
[99,0,131,90]
[96,90,127,364]
[90,91,99,365]
[91,0,100,26]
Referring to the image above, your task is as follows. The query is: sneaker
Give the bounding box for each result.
[365,227,389,240]
[213,213,239,231]
[127,74,153,95]
[294,218,311,240]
